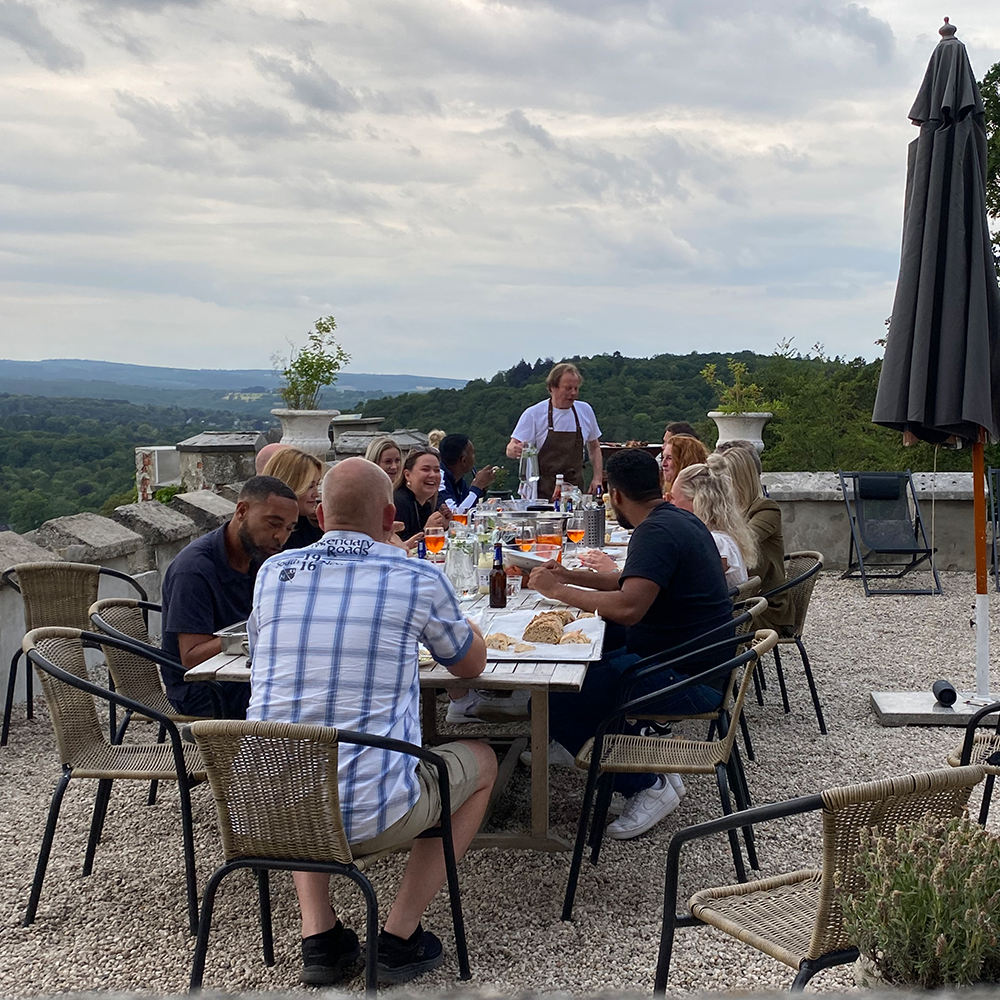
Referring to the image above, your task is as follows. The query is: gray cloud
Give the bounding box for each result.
[251,51,363,114]
[0,0,84,71]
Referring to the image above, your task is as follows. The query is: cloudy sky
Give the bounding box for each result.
[2,0,999,380]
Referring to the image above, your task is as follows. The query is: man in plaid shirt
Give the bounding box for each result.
[248,458,496,986]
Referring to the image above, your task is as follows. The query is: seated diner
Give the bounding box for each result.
[262,446,325,550]
[393,447,452,541]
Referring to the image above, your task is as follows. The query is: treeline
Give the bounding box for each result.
[0,395,243,533]
[363,349,991,480]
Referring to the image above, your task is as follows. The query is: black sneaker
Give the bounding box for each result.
[300,921,361,985]
[623,718,673,738]
[376,924,444,984]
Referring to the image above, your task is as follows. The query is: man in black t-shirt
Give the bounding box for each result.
[160,475,299,718]
[529,448,733,840]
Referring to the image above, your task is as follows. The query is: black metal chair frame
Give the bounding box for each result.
[654,792,858,994]
[562,630,768,922]
[956,698,1000,824]
[189,725,471,995]
[758,554,827,734]
[989,467,1000,592]
[2,565,148,746]
[24,629,201,935]
[838,470,943,596]
[90,600,225,733]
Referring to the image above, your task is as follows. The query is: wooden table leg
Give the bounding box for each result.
[530,688,550,841]
[421,687,439,743]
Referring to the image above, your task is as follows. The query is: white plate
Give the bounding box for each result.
[503,547,552,570]
[479,609,605,661]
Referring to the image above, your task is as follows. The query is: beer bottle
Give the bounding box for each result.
[488,542,507,608]
[552,473,564,504]
[594,485,604,509]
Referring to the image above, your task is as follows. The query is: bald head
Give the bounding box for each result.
[255,442,288,475]
[318,457,394,538]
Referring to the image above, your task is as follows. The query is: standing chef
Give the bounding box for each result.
[505,362,603,498]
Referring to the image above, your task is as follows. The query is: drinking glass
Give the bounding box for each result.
[452,511,468,526]
[424,526,446,559]
[535,515,564,563]
[517,524,536,552]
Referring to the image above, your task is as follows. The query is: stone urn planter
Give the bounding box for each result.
[708,411,772,453]
[271,409,340,458]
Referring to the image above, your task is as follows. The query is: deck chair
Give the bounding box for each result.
[655,765,985,993]
[838,470,942,596]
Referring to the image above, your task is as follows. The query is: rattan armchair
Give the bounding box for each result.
[2,562,147,746]
[562,629,779,921]
[189,719,472,994]
[947,698,1000,823]
[729,575,762,601]
[21,627,203,935]
[655,765,985,993]
[758,551,826,734]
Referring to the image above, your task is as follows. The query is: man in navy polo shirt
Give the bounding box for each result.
[438,433,496,514]
[160,475,299,718]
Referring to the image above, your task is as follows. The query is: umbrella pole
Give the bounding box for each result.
[973,432,991,700]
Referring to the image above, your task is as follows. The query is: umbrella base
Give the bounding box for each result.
[871,690,998,727]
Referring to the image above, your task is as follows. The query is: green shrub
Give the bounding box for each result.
[838,814,1000,987]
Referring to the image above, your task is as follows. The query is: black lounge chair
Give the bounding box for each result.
[838,470,943,596]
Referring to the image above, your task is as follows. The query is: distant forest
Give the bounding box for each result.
[1,348,993,535]
[0,395,248,533]
[363,349,990,483]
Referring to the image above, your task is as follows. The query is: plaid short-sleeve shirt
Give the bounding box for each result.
[247,530,473,843]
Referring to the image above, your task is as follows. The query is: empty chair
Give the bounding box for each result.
[2,562,147,746]
[21,627,203,934]
[189,719,472,994]
[838,470,943,595]
[655,765,985,993]
[759,551,827,734]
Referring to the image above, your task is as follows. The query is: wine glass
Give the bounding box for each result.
[566,512,585,562]
[424,526,446,561]
[517,524,536,552]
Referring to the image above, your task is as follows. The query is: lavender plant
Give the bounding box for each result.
[837,814,1000,987]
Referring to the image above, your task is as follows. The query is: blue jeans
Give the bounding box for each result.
[549,647,722,797]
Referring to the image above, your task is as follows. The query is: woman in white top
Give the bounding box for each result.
[669,463,758,589]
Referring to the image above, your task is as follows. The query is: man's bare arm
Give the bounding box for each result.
[528,571,659,626]
[506,437,525,459]
[587,438,603,492]
[445,618,487,679]
[177,633,222,668]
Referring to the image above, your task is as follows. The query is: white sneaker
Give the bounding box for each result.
[606,776,680,840]
[518,740,576,768]
[445,691,487,723]
[665,773,687,798]
[474,689,530,721]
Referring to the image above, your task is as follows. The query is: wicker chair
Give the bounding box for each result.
[21,627,204,934]
[2,562,147,746]
[655,764,984,992]
[562,629,779,921]
[947,698,1000,823]
[729,575,762,601]
[758,551,826,734]
[188,719,472,994]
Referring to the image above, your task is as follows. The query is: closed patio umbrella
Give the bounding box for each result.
[873,18,1000,697]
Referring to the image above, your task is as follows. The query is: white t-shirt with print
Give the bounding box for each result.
[711,530,748,589]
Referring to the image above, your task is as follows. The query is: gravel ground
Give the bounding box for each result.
[1,571,996,998]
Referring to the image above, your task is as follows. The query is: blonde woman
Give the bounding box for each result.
[364,436,403,480]
[262,447,325,550]
[427,428,446,450]
[669,463,757,588]
[707,448,793,629]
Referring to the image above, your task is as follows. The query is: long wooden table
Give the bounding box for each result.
[184,589,599,852]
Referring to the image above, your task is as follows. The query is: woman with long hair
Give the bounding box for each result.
[262,447,325,550]
[363,436,403,481]
[669,463,757,587]
[707,448,793,629]
[662,434,709,495]
[392,447,451,541]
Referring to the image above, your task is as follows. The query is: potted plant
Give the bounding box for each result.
[700,358,779,453]
[838,813,1000,988]
[271,316,351,457]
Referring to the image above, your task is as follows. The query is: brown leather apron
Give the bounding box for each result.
[538,400,584,499]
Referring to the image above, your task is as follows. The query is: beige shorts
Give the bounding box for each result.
[351,741,481,855]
